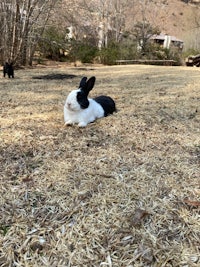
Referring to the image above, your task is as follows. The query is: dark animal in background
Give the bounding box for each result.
[3,62,14,78]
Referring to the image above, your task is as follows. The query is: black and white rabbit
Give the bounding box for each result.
[64,76,116,127]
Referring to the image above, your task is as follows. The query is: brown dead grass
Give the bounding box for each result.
[0,64,200,266]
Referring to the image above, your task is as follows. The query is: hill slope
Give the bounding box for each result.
[127,0,200,47]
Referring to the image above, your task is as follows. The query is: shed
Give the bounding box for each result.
[150,34,184,50]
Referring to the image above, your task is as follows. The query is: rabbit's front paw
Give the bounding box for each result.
[78,121,87,127]
[65,120,73,126]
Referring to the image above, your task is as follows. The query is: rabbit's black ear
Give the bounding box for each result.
[84,76,96,93]
[79,77,87,88]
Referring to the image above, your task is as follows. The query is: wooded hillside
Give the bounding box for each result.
[0,0,199,66]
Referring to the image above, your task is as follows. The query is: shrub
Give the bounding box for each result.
[67,40,98,63]
[78,44,98,63]
[182,48,200,58]
[139,43,184,65]
[98,42,120,65]
[118,40,139,60]
[38,26,67,61]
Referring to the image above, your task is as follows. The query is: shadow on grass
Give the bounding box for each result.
[32,73,77,80]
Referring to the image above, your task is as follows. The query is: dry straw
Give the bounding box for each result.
[0,64,199,266]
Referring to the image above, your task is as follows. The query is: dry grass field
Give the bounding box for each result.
[0,64,200,267]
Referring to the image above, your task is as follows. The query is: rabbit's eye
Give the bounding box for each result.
[77,92,82,100]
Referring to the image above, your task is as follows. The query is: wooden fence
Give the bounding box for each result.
[115,59,177,66]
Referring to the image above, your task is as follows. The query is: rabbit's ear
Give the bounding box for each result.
[83,76,96,94]
[79,77,87,88]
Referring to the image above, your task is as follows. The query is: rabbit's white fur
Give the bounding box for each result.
[64,89,104,127]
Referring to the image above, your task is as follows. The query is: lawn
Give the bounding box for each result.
[0,63,199,266]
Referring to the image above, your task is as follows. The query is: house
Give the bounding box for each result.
[150,33,184,50]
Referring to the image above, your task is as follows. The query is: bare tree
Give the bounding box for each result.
[0,0,59,65]
[92,0,132,48]
[184,7,200,51]
[58,0,132,49]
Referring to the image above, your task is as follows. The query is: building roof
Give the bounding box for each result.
[150,33,184,43]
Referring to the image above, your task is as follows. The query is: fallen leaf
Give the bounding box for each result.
[130,208,149,226]
[22,176,33,183]
[183,198,200,207]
